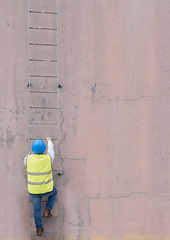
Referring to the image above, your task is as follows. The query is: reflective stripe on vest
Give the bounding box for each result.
[27,171,51,175]
[28,178,53,185]
[27,154,53,194]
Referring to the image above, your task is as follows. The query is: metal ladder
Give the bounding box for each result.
[28,0,59,238]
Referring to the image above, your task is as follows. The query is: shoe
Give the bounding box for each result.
[43,208,52,217]
[37,227,44,236]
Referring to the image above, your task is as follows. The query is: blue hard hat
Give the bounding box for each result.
[32,139,46,154]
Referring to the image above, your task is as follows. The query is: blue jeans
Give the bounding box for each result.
[30,186,57,229]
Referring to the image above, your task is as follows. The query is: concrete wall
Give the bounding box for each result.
[58,0,170,239]
[0,0,170,240]
[0,1,30,239]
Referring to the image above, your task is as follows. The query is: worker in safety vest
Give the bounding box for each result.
[24,137,57,236]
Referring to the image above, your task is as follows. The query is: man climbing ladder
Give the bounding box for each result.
[24,137,57,236]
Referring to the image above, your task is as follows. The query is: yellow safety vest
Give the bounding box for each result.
[27,154,53,194]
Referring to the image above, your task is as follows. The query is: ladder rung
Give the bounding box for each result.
[29,27,57,31]
[29,10,57,15]
[30,138,58,141]
[29,59,57,62]
[30,122,58,125]
[30,106,58,110]
[30,91,57,94]
[29,43,57,46]
[30,75,58,78]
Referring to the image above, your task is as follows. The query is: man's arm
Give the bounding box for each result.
[23,156,27,166]
[46,137,55,164]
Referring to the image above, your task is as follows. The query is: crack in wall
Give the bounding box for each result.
[68,203,85,240]
[57,108,87,165]
[87,182,150,225]
[115,175,151,199]
[70,90,155,103]
[70,91,92,101]
[98,95,155,103]
[57,109,88,239]
[58,107,67,174]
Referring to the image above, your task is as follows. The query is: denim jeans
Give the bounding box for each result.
[30,186,57,229]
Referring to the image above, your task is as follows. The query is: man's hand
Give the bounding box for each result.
[46,137,52,141]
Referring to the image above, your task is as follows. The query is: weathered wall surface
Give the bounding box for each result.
[58,0,170,239]
[0,0,170,240]
[0,0,30,239]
